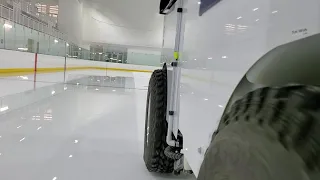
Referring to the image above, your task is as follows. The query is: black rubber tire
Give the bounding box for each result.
[143,69,174,173]
[198,85,320,180]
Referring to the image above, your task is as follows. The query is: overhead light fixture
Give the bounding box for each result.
[4,23,12,29]
[54,39,58,43]
[74,140,79,144]
[17,125,22,129]
[68,155,73,158]
[218,105,223,108]
[204,98,209,101]
[112,90,116,92]
[222,56,227,59]
[51,90,56,95]
[272,10,278,14]
[99,53,102,55]
[208,57,213,59]
[19,137,26,142]
[194,59,197,61]
[37,126,42,130]
[256,19,260,22]
[64,87,67,90]
[237,16,242,20]
[95,88,99,91]
[66,43,69,47]
[253,8,259,11]
[198,1,201,4]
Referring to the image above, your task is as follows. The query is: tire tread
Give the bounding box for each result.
[143,69,174,173]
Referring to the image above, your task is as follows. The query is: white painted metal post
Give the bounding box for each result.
[166,0,184,147]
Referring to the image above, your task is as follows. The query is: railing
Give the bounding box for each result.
[0,16,67,56]
[0,4,65,40]
[0,0,65,40]
[0,16,162,67]
[2,0,57,25]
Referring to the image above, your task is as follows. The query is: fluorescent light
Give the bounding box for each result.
[66,43,69,47]
[222,56,227,59]
[97,80,100,82]
[64,87,67,90]
[272,10,278,14]
[18,47,28,51]
[74,140,79,144]
[99,53,102,55]
[76,83,80,85]
[236,16,242,20]
[198,1,201,4]
[54,39,58,43]
[17,125,22,129]
[256,19,260,22]
[51,90,56,95]
[4,23,12,28]
[0,106,9,112]
[37,126,42,130]
[204,98,209,101]
[253,8,259,11]
[95,88,99,91]
[52,177,57,180]
[112,89,116,92]
[208,57,213,59]
[19,137,26,142]
[218,105,224,108]
[69,154,73,158]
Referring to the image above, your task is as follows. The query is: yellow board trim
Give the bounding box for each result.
[0,66,153,77]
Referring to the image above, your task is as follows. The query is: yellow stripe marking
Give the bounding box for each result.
[0,66,153,77]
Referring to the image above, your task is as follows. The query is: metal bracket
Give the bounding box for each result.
[171,62,178,67]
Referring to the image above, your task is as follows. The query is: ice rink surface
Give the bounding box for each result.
[0,70,196,180]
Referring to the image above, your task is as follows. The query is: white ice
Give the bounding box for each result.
[0,70,195,180]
